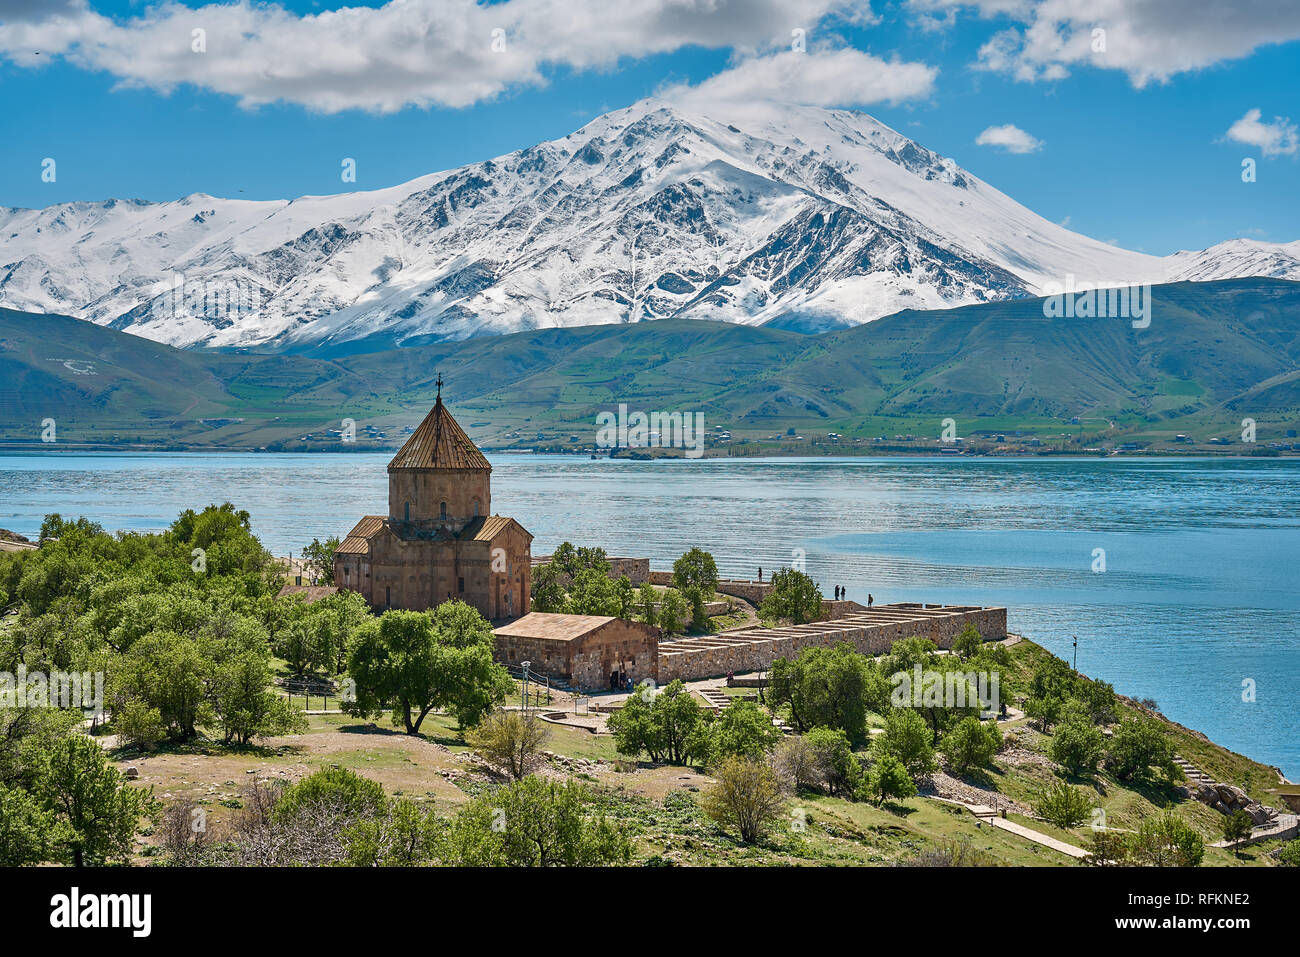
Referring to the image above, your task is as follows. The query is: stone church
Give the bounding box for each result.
[333,382,532,621]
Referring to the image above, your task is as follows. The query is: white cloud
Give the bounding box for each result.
[924,0,1300,88]
[0,0,877,113]
[975,123,1042,153]
[663,48,937,110]
[1225,108,1299,158]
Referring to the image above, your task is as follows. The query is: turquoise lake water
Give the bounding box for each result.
[3,451,1297,778]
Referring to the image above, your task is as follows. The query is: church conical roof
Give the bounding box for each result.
[388,394,491,471]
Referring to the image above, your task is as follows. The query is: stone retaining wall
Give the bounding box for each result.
[647,571,773,605]
[657,605,1007,683]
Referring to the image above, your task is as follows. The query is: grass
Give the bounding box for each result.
[114,638,1296,867]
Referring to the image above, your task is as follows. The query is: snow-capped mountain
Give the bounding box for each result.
[1,99,1297,353]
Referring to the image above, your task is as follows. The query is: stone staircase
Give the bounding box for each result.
[696,688,731,712]
[1176,753,1287,837]
[1174,754,1215,787]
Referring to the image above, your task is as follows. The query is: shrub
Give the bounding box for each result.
[872,708,937,779]
[1048,717,1105,774]
[771,736,821,793]
[449,777,631,866]
[1278,839,1300,866]
[700,756,788,844]
[1129,810,1204,867]
[465,710,551,780]
[1105,717,1180,784]
[1035,779,1094,829]
[758,567,823,625]
[275,766,387,823]
[859,754,917,806]
[941,717,1002,775]
[804,726,861,796]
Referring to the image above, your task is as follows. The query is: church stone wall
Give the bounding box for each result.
[388,467,490,524]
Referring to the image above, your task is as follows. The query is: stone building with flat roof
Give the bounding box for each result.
[493,613,659,689]
[334,380,532,621]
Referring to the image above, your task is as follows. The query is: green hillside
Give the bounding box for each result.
[2,278,1298,453]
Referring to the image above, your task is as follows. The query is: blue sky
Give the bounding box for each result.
[1,0,1297,255]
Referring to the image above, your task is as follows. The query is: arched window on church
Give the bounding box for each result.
[472,499,479,517]
[439,501,448,520]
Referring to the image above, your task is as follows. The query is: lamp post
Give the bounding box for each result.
[1072,636,1078,674]
[521,660,531,711]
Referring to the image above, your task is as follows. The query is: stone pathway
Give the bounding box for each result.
[985,816,1090,859]
[931,795,1088,859]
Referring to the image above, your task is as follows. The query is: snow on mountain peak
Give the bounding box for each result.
[0,99,1295,353]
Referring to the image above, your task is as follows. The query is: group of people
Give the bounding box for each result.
[755,567,875,607]
[609,668,632,692]
[832,585,873,606]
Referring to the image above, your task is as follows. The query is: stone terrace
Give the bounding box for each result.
[657,603,1007,683]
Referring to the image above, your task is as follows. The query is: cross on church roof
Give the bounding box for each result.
[436,373,442,402]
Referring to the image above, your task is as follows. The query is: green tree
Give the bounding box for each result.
[1129,810,1204,867]
[449,777,631,866]
[674,548,719,629]
[607,680,704,765]
[300,536,340,586]
[37,735,154,866]
[311,589,372,674]
[566,567,620,616]
[0,783,69,866]
[672,547,719,596]
[951,623,982,660]
[1035,780,1094,829]
[636,582,658,626]
[860,753,917,806]
[700,756,787,844]
[759,567,823,625]
[1222,810,1254,856]
[696,699,780,765]
[345,602,511,734]
[210,651,307,745]
[1074,678,1119,725]
[1025,694,1063,733]
[768,643,871,743]
[873,708,937,779]
[1105,717,1181,784]
[112,630,211,742]
[531,562,567,613]
[656,590,689,636]
[941,717,1002,775]
[1049,715,1105,774]
[881,635,938,675]
[614,576,636,619]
